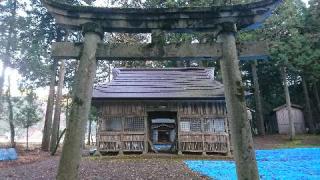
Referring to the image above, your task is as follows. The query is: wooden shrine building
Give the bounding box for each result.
[92,68,230,155]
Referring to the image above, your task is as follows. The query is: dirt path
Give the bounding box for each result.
[0,157,207,180]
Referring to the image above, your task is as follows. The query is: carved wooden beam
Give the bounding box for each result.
[51,42,269,61]
[43,0,282,33]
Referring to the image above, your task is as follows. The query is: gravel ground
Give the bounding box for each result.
[1,134,318,180]
[0,157,208,180]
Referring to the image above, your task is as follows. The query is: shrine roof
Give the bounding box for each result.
[92,68,226,100]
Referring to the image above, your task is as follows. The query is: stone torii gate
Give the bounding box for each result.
[43,0,281,179]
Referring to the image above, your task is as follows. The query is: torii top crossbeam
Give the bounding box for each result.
[43,0,281,33]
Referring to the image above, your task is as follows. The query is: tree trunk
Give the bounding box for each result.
[0,64,7,100]
[313,83,320,113]
[50,61,66,154]
[42,27,64,151]
[87,118,92,145]
[41,60,57,151]
[91,132,94,145]
[6,76,15,148]
[218,30,259,180]
[251,60,265,136]
[26,126,29,151]
[0,65,7,121]
[281,67,295,140]
[51,128,66,156]
[302,76,315,133]
[65,94,70,129]
[108,62,111,82]
[56,26,102,180]
[26,98,31,151]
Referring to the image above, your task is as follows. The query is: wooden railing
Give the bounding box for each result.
[98,131,229,154]
[179,132,229,153]
[98,131,145,152]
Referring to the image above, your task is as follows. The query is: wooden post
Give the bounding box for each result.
[218,24,259,180]
[251,60,265,136]
[119,117,124,155]
[143,116,148,154]
[94,117,102,156]
[177,114,182,155]
[201,117,206,155]
[56,22,103,180]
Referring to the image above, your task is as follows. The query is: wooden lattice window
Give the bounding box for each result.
[180,118,201,132]
[180,121,190,132]
[124,117,145,132]
[105,117,122,131]
[204,119,214,132]
[214,119,225,132]
[204,118,225,133]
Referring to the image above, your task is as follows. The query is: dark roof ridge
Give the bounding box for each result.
[116,67,208,71]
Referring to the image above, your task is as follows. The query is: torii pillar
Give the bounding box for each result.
[218,23,259,179]
[56,22,103,180]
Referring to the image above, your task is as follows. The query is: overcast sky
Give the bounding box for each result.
[303,0,310,6]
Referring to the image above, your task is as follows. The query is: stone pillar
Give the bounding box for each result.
[56,22,103,180]
[225,117,232,156]
[218,23,259,180]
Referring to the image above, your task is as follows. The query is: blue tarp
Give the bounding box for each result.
[0,148,18,161]
[185,148,320,180]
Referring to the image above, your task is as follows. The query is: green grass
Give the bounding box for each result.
[276,134,320,149]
